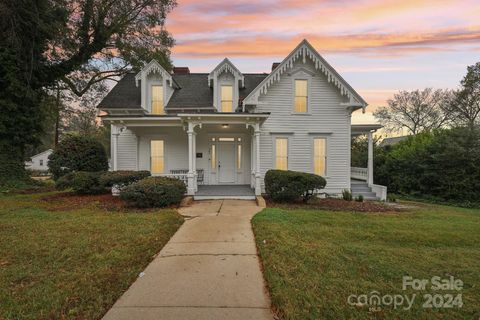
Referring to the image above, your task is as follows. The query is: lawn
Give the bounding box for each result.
[252,202,480,319]
[0,192,183,320]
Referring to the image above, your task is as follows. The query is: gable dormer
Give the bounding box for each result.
[135,60,175,114]
[208,58,244,112]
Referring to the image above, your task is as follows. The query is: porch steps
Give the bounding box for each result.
[194,195,256,200]
[194,185,256,201]
[351,180,379,201]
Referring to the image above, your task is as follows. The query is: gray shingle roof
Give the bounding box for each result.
[98,72,268,112]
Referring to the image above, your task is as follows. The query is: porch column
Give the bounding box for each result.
[254,124,261,196]
[111,124,119,171]
[193,132,198,192]
[367,131,374,185]
[251,137,255,188]
[187,123,195,195]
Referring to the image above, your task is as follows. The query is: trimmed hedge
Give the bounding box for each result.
[55,171,108,195]
[265,169,326,202]
[49,135,108,180]
[120,176,186,208]
[99,171,151,188]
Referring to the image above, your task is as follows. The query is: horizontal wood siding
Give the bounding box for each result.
[117,129,137,170]
[256,59,351,194]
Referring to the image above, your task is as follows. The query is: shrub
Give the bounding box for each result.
[387,194,397,203]
[342,189,353,201]
[355,195,364,202]
[48,135,108,180]
[264,170,326,203]
[99,171,151,188]
[55,171,107,194]
[120,176,186,208]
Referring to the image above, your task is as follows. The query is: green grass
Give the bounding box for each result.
[252,202,480,319]
[0,192,183,320]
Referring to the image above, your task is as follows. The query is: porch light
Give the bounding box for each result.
[222,124,229,128]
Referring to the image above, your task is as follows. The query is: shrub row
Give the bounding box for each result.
[265,169,326,202]
[120,177,186,208]
[55,171,107,195]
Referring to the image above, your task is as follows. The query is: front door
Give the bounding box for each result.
[218,142,235,183]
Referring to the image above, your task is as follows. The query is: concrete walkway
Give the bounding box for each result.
[103,200,273,320]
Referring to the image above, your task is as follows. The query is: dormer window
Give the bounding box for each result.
[151,85,164,114]
[221,85,233,112]
[294,79,308,113]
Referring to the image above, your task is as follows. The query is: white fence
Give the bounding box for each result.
[351,167,368,181]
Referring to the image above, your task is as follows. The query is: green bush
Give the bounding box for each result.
[375,127,480,204]
[55,171,107,194]
[120,176,186,208]
[99,171,151,188]
[265,170,326,203]
[48,135,108,180]
[342,189,353,201]
[355,195,364,202]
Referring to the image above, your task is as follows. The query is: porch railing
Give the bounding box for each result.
[351,167,368,181]
[155,169,204,186]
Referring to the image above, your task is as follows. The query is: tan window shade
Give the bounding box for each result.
[151,85,164,114]
[221,85,233,112]
[211,144,216,170]
[151,140,165,174]
[294,80,308,113]
[237,144,242,170]
[314,138,326,176]
[275,138,288,170]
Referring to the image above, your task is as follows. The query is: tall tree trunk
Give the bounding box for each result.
[54,86,61,147]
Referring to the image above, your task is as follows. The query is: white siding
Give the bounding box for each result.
[117,129,137,170]
[255,58,351,194]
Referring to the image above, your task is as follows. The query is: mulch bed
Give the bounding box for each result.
[265,197,405,213]
[41,192,129,212]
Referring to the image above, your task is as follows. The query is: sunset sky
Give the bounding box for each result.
[166,0,480,121]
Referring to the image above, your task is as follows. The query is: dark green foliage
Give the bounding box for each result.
[49,135,108,180]
[265,170,327,203]
[342,189,353,201]
[99,171,151,188]
[56,171,107,195]
[120,177,186,208]
[375,127,480,204]
[355,195,364,202]
[55,172,76,191]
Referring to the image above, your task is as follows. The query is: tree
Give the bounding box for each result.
[0,0,176,186]
[374,88,453,134]
[448,62,480,128]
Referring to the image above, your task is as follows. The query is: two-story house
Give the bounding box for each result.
[98,40,386,200]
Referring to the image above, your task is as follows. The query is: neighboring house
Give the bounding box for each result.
[25,149,53,172]
[98,40,386,200]
[380,135,410,147]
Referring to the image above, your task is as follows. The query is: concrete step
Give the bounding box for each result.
[351,186,372,192]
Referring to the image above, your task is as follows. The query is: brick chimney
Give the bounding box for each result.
[271,62,281,71]
[172,67,190,74]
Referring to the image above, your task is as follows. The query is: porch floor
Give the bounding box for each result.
[195,185,255,200]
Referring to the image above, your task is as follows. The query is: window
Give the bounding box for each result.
[211,144,216,170]
[313,138,326,176]
[39,160,44,166]
[237,144,242,170]
[150,140,165,174]
[221,85,233,112]
[294,79,308,113]
[218,137,235,142]
[275,138,288,170]
[151,85,164,114]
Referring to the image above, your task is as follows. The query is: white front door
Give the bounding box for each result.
[218,142,236,184]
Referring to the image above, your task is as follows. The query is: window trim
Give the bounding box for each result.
[150,83,164,115]
[310,135,329,178]
[291,75,312,115]
[273,136,290,170]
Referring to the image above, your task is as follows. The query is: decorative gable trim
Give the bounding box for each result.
[208,58,245,87]
[135,60,173,88]
[243,40,367,109]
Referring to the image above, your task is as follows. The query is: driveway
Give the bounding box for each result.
[103,200,273,320]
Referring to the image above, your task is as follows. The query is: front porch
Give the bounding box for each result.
[194,185,256,200]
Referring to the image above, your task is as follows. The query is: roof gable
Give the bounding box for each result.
[243,39,367,108]
[208,58,245,87]
[134,60,173,88]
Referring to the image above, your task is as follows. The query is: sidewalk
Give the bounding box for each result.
[102,200,273,320]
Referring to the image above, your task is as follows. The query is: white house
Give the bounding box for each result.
[25,149,53,172]
[98,40,385,200]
